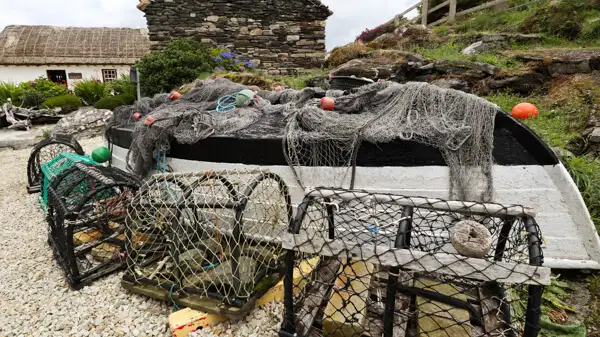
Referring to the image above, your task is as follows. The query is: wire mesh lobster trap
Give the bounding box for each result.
[279,188,550,337]
[121,169,293,318]
[46,163,140,288]
[27,134,84,193]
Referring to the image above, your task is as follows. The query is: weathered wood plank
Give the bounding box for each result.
[282,233,551,286]
[479,286,503,334]
[305,188,536,217]
[449,0,457,21]
[422,0,429,25]
[296,257,343,337]
[455,0,509,17]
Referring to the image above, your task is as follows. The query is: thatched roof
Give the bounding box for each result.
[0,25,150,65]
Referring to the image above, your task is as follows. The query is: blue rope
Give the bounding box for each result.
[168,284,180,312]
[216,94,239,113]
[156,150,167,174]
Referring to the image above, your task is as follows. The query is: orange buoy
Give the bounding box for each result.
[512,103,539,119]
[144,116,155,126]
[133,112,142,120]
[169,91,182,100]
[320,97,335,111]
[274,86,283,92]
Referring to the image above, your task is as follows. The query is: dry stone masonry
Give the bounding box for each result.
[142,0,332,74]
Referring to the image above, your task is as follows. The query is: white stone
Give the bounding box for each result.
[286,35,300,41]
[288,26,301,33]
[205,15,219,22]
[590,128,600,143]
[189,12,196,17]
[461,41,493,55]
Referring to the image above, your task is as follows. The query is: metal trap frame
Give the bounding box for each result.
[46,163,140,289]
[121,169,293,318]
[27,134,83,194]
[280,188,549,337]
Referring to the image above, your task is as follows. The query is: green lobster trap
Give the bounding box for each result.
[39,152,99,212]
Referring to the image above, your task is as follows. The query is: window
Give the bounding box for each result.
[102,69,118,82]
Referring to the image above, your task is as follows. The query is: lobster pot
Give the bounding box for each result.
[122,169,292,318]
[27,134,83,193]
[280,188,549,337]
[46,163,140,288]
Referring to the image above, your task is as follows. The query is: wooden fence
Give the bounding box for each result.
[392,0,509,27]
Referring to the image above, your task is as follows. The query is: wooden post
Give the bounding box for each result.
[449,0,457,22]
[421,0,429,26]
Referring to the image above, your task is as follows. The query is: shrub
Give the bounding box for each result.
[74,79,107,106]
[209,47,255,72]
[520,1,587,40]
[41,95,82,114]
[136,39,212,96]
[355,22,396,43]
[326,42,369,67]
[0,82,23,105]
[18,77,68,108]
[105,74,136,97]
[94,94,136,111]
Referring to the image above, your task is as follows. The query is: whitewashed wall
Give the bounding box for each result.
[0,64,132,89]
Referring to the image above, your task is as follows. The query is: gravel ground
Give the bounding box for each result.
[0,136,283,337]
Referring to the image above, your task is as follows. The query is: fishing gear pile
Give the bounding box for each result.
[110,78,500,202]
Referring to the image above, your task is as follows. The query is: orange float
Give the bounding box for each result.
[320,97,335,111]
[169,91,182,100]
[133,112,142,120]
[145,116,155,126]
[512,103,539,119]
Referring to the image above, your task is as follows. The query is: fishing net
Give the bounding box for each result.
[111,79,500,201]
[121,169,292,317]
[26,134,84,193]
[46,163,140,288]
[280,188,548,337]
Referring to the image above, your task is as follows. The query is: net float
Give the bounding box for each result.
[512,103,539,119]
[320,97,335,111]
[169,91,182,100]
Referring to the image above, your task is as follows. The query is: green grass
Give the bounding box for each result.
[413,41,521,68]
[453,7,535,34]
[277,69,329,90]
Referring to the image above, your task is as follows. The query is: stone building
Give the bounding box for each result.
[138,0,332,74]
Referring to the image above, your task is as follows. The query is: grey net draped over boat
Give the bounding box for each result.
[110,78,499,202]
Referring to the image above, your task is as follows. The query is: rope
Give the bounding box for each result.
[168,284,180,312]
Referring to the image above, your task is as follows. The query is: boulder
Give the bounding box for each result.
[548,60,592,77]
[590,128,600,143]
[461,41,495,56]
[433,60,500,79]
[53,107,113,140]
[331,58,395,80]
[431,78,472,93]
[483,73,548,95]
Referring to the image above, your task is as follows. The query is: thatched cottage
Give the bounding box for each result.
[0,25,150,88]
[138,0,332,74]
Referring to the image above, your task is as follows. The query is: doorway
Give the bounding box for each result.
[46,70,67,86]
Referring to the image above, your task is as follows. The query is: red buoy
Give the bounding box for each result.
[274,86,283,92]
[133,112,142,120]
[169,91,182,100]
[145,116,155,126]
[512,103,539,120]
[320,97,335,111]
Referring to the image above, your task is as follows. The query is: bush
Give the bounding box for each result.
[18,77,68,108]
[41,95,82,113]
[94,94,136,111]
[209,47,255,72]
[520,1,587,40]
[355,22,396,43]
[326,42,369,67]
[105,74,136,97]
[74,80,107,106]
[136,39,212,96]
[0,82,23,105]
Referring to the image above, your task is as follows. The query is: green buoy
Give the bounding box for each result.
[92,146,111,163]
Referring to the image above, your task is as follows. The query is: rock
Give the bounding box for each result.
[305,75,330,90]
[331,58,394,80]
[249,28,263,36]
[394,24,439,47]
[434,60,500,79]
[461,41,495,55]
[548,60,592,77]
[590,128,600,143]
[205,15,219,22]
[484,72,547,95]
[431,78,472,93]
[52,107,113,140]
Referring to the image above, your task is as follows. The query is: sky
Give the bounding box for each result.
[0,0,417,50]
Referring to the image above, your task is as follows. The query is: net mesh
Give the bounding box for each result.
[46,163,140,288]
[109,79,499,201]
[40,152,99,211]
[26,134,83,192]
[122,169,293,315]
[280,188,547,337]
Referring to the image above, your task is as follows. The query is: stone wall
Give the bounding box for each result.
[144,0,332,74]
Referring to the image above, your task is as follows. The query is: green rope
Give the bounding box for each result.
[168,284,180,312]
